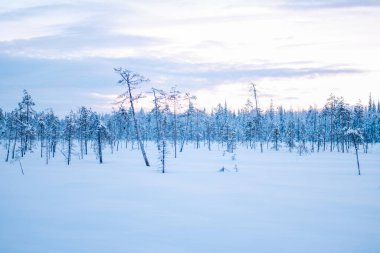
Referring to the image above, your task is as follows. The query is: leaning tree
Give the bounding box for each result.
[114,68,150,166]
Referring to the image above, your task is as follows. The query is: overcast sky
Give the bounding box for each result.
[0,0,379,115]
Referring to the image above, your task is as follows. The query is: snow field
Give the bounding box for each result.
[1,144,379,253]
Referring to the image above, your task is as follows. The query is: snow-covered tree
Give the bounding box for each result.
[18,90,36,156]
[91,114,109,164]
[168,86,181,158]
[77,106,91,158]
[62,111,76,165]
[286,112,296,152]
[345,128,363,175]
[179,92,196,152]
[249,83,263,152]
[115,68,150,166]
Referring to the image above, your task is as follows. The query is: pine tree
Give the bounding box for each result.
[63,111,76,165]
[92,114,109,164]
[18,90,36,156]
[180,92,196,152]
[286,112,296,152]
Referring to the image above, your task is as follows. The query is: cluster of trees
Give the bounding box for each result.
[0,69,379,174]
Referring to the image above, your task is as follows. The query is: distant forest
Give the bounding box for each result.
[1,69,379,172]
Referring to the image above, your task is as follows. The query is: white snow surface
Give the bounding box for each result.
[1,144,380,253]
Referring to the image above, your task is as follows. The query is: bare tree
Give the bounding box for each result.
[249,83,263,152]
[159,101,169,174]
[150,88,170,173]
[115,68,150,166]
[151,88,165,151]
[168,86,181,158]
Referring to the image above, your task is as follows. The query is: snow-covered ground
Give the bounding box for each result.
[1,144,379,253]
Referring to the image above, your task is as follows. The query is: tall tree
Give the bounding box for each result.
[250,83,263,152]
[180,92,196,152]
[63,111,76,165]
[18,90,36,155]
[323,94,338,152]
[92,114,108,164]
[168,86,181,158]
[115,68,150,166]
[77,106,91,158]
[151,88,165,151]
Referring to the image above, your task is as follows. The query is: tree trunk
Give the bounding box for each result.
[80,136,84,159]
[19,160,24,175]
[45,138,49,165]
[12,132,18,159]
[67,137,71,165]
[252,84,263,153]
[40,136,43,158]
[5,134,11,162]
[98,130,103,164]
[330,115,333,152]
[354,141,361,176]
[173,110,177,158]
[161,140,165,173]
[127,83,150,166]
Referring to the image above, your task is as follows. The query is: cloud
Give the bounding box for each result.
[0,32,165,58]
[282,96,299,100]
[0,1,132,22]
[187,65,362,81]
[89,92,118,100]
[0,1,165,58]
[0,0,378,114]
[0,54,365,115]
[282,0,380,9]
[0,4,75,21]
[0,55,363,90]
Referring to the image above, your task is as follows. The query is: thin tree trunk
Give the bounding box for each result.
[330,115,333,152]
[80,135,84,159]
[19,160,24,175]
[67,137,71,165]
[5,134,11,162]
[52,141,56,158]
[45,138,49,165]
[173,108,177,158]
[98,130,103,164]
[162,139,165,173]
[40,136,43,158]
[12,132,18,159]
[127,82,150,166]
[354,142,361,175]
[252,84,263,153]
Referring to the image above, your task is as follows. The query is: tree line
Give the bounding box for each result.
[0,69,379,174]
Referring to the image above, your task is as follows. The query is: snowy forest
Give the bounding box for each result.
[1,69,378,172]
[2,1,380,252]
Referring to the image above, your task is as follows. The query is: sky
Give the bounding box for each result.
[0,0,379,116]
